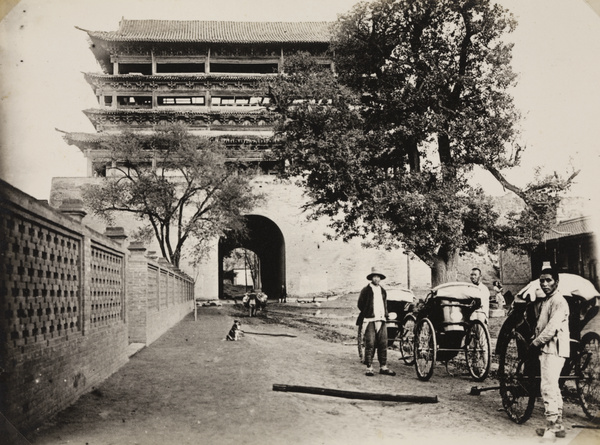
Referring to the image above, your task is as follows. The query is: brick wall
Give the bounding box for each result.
[0,179,129,432]
[127,244,194,345]
[0,179,194,433]
[499,249,532,297]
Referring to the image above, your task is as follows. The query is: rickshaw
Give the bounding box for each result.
[242,289,268,317]
[413,282,491,381]
[496,273,600,423]
[387,288,418,364]
[357,287,417,364]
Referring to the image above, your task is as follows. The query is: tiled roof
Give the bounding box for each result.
[543,216,592,241]
[86,19,333,44]
[61,132,105,144]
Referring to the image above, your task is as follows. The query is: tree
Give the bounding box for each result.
[82,124,262,268]
[223,247,261,290]
[265,0,577,285]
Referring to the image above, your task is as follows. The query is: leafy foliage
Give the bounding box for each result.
[82,124,262,267]
[265,0,576,281]
[223,248,260,288]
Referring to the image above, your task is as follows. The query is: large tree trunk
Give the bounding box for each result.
[407,139,421,172]
[431,248,459,287]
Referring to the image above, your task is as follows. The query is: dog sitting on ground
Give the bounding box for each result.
[225,320,243,341]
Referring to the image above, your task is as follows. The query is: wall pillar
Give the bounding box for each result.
[58,199,87,222]
[104,226,128,246]
[127,241,148,344]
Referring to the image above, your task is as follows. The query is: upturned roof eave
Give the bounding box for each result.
[60,130,277,152]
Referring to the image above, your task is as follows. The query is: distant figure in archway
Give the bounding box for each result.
[279,284,287,303]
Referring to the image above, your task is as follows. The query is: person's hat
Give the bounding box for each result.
[540,260,558,274]
[367,267,386,281]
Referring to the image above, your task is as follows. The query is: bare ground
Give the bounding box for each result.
[22,292,600,445]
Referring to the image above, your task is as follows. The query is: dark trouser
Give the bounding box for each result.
[364,321,388,368]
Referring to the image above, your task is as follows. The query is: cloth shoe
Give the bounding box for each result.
[365,367,375,376]
[536,421,566,439]
[379,368,396,376]
[553,419,566,438]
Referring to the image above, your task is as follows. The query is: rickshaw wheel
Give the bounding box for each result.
[464,319,491,382]
[576,331,600,420]
[357,324,365,364]
[398,314,416,365]
[497,329,536,424]
[414,318,436,381]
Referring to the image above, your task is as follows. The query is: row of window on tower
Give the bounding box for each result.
[102,95,272,109]
[116,62,280,75]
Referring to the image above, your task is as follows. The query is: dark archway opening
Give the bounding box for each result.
[218,215,285,300]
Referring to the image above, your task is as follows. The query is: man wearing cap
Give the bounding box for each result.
[357,267,396,377]
[530,263,569,438]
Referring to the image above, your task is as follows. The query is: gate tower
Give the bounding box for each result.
[55,19,431,299]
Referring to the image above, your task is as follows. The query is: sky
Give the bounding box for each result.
[1,0,599,220]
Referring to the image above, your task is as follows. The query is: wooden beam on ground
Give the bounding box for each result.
[244,331,297,337]
[273,384,438,403]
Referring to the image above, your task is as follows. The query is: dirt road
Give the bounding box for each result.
[25,295,599,445]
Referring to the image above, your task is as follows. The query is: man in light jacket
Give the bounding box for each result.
[469,267,490,323]
[357,267,396,377]
[530,264,570,439]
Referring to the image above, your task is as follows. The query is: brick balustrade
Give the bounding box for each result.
[127,242,194,346]
[0,179,194,433]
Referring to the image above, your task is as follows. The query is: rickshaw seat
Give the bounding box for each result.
[419,283,483,331]
[566,295,599,340]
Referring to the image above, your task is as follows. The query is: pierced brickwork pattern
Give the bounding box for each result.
[89,242,125,325]
[0,211,82,346]
[175,275,183,304]
[169,272,175,305]
[159,269,168,308]
[147,264,159,311]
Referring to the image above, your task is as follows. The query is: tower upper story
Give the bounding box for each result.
[64,19,334,177]
[78,19,333,133]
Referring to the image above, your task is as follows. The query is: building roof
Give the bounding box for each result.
[543,216,593,241]
[84,19,333,44]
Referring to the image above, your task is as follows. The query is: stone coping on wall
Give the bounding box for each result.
[0,178,125,253]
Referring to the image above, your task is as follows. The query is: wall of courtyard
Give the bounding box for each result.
[1,179,194,432]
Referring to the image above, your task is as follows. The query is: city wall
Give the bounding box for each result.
[50,175,433,300]
[242,175,432,296]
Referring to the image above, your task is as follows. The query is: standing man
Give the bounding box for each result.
[357,267,396,377]
[531,264,569,438]
[469,267,490,323]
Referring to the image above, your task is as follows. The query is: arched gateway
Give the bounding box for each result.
[218,215,285,300]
